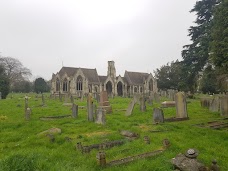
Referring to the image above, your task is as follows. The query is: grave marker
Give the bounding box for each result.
[72,103,78,118]
[25,108,31,120]
[153,108,164,124]
[95,108,106,125]
[87,93,94,121]
[175,92,188,118]
[220,95,228,116]
[125,99,136,116]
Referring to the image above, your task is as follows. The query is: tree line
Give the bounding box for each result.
[0,56,50,99]
[155,0,227,94]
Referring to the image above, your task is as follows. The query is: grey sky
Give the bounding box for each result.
[0,0,197,80]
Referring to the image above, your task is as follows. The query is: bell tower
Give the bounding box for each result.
[107,61,116,79]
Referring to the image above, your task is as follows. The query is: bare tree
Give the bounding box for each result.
[0,56,32,87]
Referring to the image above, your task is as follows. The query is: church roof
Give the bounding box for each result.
[81,68,100,84]
[124,71,149,85]
[58,67,99,84]
[59,67,77,77]
[98,76,107,83]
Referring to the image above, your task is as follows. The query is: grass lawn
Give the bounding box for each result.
[0,93,227,171]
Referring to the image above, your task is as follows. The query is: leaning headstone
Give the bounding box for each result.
[25,108,31,120]
[220,95,228,117]
[87,93,94,121]
[125,98,136,116]
[0,92,2,99]
[95,108,106,125]
[153,108,164,124]
[72,103,78,118]
[175,92,188,118]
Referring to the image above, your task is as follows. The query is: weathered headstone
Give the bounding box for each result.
[154,92,160,103]
[125,98,136,116]
[143,136,150,144]
[72,103,78,118]
[210,159,220,171]
[209,96,220,112]
[99,91,112,114]
[70,95,74,103]
[175,92,188,118]
[87,93,94,121]
[153,108,164,124]
[95,108,106,125]
[24,96,28,113]
[147,96,153,106]
[140,95,146,112]
[0,92,2,99]
[41,93,45,106]
[59,92,62,102]
[25,108,31,120]
[64,94,68,103]
[220,95,228,116]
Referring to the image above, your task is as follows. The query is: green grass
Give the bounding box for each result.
[0,93,227,171]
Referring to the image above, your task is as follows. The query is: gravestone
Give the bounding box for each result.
[140,95,146,112]
[24,96,28,113]
[64,94,68,103]
[87,93,94,121]
[175,92,188,118]
[59,92,62,102]
[70,95,74,103]
[0,92,2,99]
[95,108,106,125]
[220,95,228,116]
[99,91,112,114]
[25,108,31,120]
[154,92,160,103]
[72,103,78,118]
[153,108,164,124]
[147,96,153,106]
[209,96,220,112]
[125,98,136,116]
[42,93,45,106]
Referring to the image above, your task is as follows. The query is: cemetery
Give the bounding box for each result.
[0,91,227,170]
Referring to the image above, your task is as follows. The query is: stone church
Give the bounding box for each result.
[51,61,157,97]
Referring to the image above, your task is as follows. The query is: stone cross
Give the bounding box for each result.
[95,108,106,125]
[153,108,164,124]
[25,108,31,120]
[175,92,188,118]
[72,103,78,118]
[87,93,94,121]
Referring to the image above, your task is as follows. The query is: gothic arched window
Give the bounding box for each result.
[63,78,68,92]
[56,78,60,91]
[76,76,83,91]
[134,87,138,93]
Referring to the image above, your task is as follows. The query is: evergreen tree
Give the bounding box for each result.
[181,0,220,92]
[34,77,48,93]
[0,65,10,99]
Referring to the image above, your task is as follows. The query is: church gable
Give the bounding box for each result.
[124,71,149,85]
[81,68,100,84]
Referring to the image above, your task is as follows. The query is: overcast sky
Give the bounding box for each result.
[0,0,197,80]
